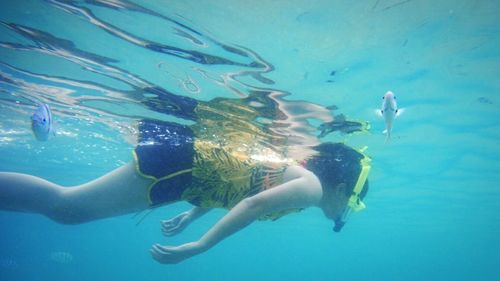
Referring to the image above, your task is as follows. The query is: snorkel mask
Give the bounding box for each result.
[333,155,371,232]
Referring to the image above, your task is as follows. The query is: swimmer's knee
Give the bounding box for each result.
[46,190,91,225]
[48,206,91,225]
[48,210,90,225]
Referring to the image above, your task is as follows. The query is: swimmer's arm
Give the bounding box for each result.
[161,207,211,236]
[151,168,322,264]
[189,206,211,219]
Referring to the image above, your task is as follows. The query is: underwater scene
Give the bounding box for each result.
[0,0,499,280]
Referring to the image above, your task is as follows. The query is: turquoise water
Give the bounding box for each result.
[1,0,499,280]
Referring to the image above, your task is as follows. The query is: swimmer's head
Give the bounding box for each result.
[305,143,369,231]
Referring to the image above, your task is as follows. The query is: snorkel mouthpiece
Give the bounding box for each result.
[333,219,345,232]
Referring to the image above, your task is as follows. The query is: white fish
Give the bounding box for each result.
[31,103,55,141]
[377,91,402,142]
[49,251,73,264]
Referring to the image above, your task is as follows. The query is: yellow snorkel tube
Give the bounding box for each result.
[333,150,371,232]
[348,157,371,211]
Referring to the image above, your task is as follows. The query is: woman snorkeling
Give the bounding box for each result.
[0,90,370,264]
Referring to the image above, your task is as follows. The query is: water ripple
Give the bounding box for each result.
[0,0,337,163]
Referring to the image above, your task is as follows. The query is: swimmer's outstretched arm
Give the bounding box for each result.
[161,207,211,236]
[151,167,323,264]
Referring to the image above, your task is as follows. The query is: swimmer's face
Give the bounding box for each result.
[320,183,350,221]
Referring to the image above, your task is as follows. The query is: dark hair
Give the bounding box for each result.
[305,143,369,199]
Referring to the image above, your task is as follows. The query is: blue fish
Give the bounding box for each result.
[0,258,19,269]
[31,103,55,141]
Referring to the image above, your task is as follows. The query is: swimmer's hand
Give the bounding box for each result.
[161,207,211,236]
[151,242,204,264]
[161,211,191,236]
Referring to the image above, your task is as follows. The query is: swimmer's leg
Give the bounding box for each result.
[0,162,152,224]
